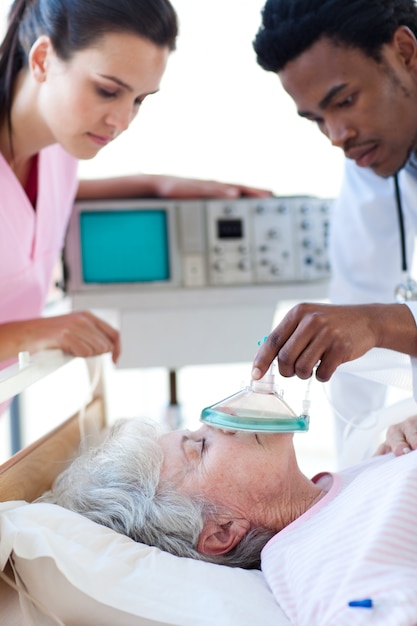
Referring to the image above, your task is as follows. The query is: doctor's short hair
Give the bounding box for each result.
[253,0,417,73]
[41,418,274,570]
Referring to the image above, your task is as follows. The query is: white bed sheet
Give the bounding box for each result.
[0,501,291,626]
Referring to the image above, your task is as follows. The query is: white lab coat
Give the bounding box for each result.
[328,159,417,465]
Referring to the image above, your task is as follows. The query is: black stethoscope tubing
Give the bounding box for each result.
[394,173,407,273]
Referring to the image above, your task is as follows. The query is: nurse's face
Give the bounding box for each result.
[160,425,294,527]
[33,31,170,159]
[279,30,417,177]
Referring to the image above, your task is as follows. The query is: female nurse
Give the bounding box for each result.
[0,0,270,369]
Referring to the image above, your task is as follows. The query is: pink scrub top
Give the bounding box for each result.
[0,144,78,325]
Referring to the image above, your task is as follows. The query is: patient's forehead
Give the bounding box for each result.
[159,430,195,485]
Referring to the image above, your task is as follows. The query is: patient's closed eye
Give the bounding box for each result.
[189,436,207,456]
[182,435,207,460]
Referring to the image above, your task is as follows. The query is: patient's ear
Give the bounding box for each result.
[197,518,250,556]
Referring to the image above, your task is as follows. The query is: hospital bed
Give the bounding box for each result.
[0,351,291,626]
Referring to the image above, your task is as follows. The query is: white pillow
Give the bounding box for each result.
[0,501,290,626]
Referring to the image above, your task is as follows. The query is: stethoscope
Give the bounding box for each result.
[393,172,417,302]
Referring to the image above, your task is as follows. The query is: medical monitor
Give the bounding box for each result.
[64,196,333,294]
[65,200,180,292]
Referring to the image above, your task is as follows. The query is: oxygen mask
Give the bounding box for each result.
[200,359,312,433]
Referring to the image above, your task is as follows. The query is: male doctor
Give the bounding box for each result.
[251,0,417,458]
[328,160,417,459]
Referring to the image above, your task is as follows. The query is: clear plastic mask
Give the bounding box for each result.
[200,363,311,433]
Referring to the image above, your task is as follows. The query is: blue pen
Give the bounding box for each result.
[348,598,374,609]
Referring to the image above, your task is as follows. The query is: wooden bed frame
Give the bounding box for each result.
[0,358,106,624]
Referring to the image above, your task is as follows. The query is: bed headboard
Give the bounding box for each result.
[0,352,106,623]
[0,396,105,502]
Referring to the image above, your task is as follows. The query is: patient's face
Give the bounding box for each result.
[160,425,293,523]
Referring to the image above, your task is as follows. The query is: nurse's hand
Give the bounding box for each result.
[251,302,417,383]
[77,174,272,200]
[1,312,120,364]
[149,175,273,199]
[375,416,417,456]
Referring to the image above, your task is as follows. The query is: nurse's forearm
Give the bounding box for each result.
[76,175,161,199]
[76,175,273,199]
[0,313,120,364]
[0,322,28,362]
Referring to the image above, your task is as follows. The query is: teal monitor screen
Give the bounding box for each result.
[80,210,170,283]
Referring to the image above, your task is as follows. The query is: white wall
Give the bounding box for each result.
[79,0,343,197]
[0,0,343,195]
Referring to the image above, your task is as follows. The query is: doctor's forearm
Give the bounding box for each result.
[375,303,417,356]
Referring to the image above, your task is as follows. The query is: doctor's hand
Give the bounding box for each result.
[375,416,417,456]
[0,312,121,364]
[251,302,417,383]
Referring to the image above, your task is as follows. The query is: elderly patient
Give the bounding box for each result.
[44,418,417,625]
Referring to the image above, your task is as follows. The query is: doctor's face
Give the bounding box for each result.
[35,31,170,159]
[278,31,417,177]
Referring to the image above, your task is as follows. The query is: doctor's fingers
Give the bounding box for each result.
[251,320,298,381]
[293,317,381,382]
[278,323,355,382]
[252,302,378,382]
[251,304,321,380]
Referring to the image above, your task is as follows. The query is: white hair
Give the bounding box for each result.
[41,419,274,569]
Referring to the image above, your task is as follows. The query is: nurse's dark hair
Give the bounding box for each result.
[254,0,417,72]
[0,0,178,128]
